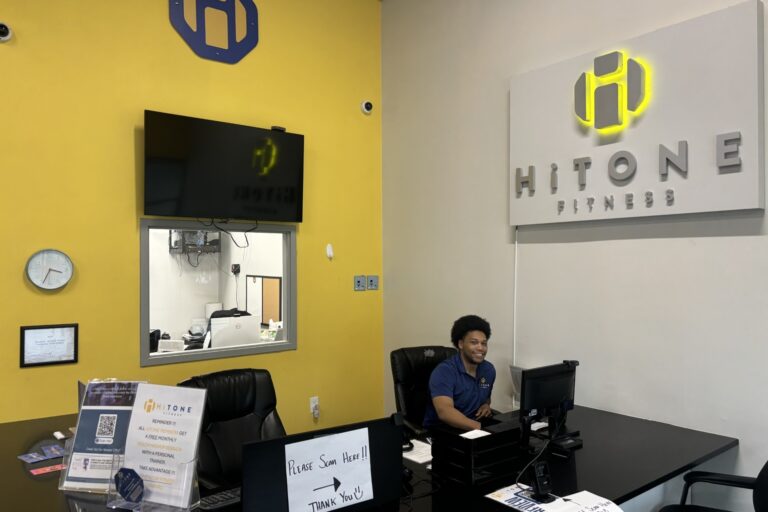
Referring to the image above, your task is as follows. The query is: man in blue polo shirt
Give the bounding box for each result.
[423,315,495,431]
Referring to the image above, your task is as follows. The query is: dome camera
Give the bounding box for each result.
[360,101,373,115]
[0,23,12,42]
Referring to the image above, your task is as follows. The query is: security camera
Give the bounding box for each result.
[0,23,12,42]
[360,101,373,115]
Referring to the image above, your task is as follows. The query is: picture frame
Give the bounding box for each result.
[20,323,78,368]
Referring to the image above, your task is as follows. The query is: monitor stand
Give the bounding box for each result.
[531,418,584,457]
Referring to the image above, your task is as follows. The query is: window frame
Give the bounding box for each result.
[139,218,297,367]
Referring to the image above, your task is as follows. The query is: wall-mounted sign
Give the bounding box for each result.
[574,50,650,135]
[170,0,259,64]
[509,0,764,226]
[20,324,78,368]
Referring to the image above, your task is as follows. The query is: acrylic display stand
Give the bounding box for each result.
[57,437,76,491]
[106,455,200,511]
[57,436,112,494]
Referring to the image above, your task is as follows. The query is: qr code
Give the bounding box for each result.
[96,414,117,438]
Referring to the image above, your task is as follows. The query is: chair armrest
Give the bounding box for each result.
[684,471,756,490]
[678,471,756,505]
[402,418,428,440]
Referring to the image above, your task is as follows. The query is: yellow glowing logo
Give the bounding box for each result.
[144,399,159,413]
[574,51,651,135]
[252,138,277,176]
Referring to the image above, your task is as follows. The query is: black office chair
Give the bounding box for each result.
[390,346,457,438]
[659,460,768,512]
[178,368,286,488]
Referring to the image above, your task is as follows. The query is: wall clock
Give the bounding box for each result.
[26,249,74,290]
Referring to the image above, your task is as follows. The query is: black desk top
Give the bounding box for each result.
[1,413,79,510]
[403,406,738,511]
[0,406,737,511]
[542,406,737,503]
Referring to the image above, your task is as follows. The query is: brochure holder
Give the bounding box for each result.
[106,455,200,511]
[58,437,76,492]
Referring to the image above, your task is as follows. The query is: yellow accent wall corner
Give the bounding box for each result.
[0,0,383,433]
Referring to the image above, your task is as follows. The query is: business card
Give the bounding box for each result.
[17,452,46,463]
[30,463,65,475]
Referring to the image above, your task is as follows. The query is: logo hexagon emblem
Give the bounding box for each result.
[574,51,649,133]
[170,0,259,64]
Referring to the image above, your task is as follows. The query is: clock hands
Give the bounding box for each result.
[42,268,63,284]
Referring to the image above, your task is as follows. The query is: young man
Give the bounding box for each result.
[423,315,495,431]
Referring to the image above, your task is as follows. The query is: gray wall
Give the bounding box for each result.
[382,1,764,509]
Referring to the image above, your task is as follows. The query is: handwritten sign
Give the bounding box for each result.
[284,427,373,512]
[564,491,623,512]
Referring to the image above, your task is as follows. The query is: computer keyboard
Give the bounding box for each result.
[199,487,241,510]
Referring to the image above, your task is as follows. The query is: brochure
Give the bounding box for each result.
[61,380,141,492]
[123,383,206,507]
[486,484,623,512]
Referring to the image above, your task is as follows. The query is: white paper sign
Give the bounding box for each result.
[460,429,492,439]
[24,326,75,364]
[565,491,623,512]
[284,427,373,512]
[123,383,206,508]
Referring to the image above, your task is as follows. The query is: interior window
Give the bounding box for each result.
[140,218,296,366]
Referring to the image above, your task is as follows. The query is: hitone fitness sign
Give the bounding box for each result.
[508,0,764,226]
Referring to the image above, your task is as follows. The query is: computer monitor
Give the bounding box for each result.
[241,415,403,512]
[518,360,579,446]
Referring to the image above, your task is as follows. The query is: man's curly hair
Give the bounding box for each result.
[450,315,491,347]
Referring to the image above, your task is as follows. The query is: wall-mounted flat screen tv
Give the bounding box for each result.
[144,110,304,222]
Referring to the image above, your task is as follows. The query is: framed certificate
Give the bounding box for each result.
[20,324,78,368]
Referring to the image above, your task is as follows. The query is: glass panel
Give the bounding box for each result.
[140,219,296,366]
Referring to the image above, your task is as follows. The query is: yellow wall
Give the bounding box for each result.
[0,0,383,431]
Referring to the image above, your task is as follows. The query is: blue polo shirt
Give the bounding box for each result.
[423,353,496,428]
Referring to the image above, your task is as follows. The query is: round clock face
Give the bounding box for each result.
[26,249,74,290]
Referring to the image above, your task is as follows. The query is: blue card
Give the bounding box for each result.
[18,452,46,463]
[41,444,65,458]
[115,467,144,503]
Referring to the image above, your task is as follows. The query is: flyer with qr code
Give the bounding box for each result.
[61,380,141,492]
[122,383,206,507]
[486,484,623,512]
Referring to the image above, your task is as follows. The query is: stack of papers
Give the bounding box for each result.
[460,429,492,439]
[402,439,433,464]
[487,484,623,512]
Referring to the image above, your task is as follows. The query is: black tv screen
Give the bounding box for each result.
[144,110,304,222]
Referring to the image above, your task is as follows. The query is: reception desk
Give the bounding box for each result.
[404,406,738,511]
[1,406,738,511]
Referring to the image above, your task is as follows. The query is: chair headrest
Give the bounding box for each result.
[179,368,277,424]
[391,346,457,383]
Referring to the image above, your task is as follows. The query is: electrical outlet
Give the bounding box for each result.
[354,275,366,291]
[310,396,319,418]
[231,264,241,275]
[366,275,379,290]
